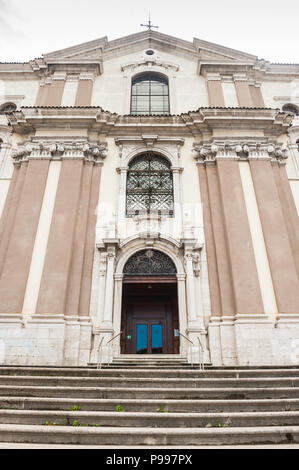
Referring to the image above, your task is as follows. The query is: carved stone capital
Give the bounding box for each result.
[193,140,289,165]
[82,143,107,164]
[12,140,108,164]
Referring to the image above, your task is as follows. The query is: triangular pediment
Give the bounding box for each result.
[42,30,257,65]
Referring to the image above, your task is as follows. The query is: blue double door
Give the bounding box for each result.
[136,321,164,354]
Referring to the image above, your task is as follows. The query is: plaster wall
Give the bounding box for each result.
[61,78,79,106]
[290,180,299,215]
[0,80,39,107]
[261,80,296,108]
[92,49,209,114]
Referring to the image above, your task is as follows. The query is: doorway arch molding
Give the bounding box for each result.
[112,234,188,356]
[124,146,175,167]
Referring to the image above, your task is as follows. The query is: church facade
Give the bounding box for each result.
[0,30,299,367]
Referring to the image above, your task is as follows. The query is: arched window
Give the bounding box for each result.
[0,102,17,114]
[131,73,169,115]
[282,104,299,116]
[126,152,174,217]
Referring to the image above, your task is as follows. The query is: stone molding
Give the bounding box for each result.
[8,108,292,141]
[11,141,107,165]
[121,51,180,73]
[0,116,13,175]
[115,135,185,148]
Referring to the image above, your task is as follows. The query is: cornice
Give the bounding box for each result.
[7,106,293,140]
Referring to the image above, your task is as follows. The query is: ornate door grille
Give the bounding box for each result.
[126,152,174,217]
[123,249,177,276]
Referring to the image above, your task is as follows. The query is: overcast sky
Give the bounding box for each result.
[0,0,298,63]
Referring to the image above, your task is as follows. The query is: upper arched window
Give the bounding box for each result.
[126,152,174,217]
[282,104,299,116]
[131,73,169,115]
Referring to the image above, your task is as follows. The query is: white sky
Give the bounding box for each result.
[0,0,298,63]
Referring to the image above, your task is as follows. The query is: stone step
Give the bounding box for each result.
[0,375,299,389]
[2,396,299,412]
[1,385,299,399]
[0,424,298,445]
[2,366,299,378]
[0,365,298,447]
[0,409,299,428]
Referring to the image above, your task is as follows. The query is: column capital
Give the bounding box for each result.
[171,166,183,173]
[11,141,108,165]
[78,72,96,82]
[206,73,222,81]
[193,141,289,165]
[116,166,129,174]
[233,73,248,82]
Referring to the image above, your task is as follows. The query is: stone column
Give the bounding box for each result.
[65,162,94,316]
[176,273,188,354]
[117,167,128,220]
[103,246,116,326]
[184,252,197,323]
[0,163,26,273]
[206,73,225,107]
[35,80,51,106]
[234,75,253,107]
[250,159,299,313]
[0,158,50,313]
[217,158,264,314]
[172,167,182,233]
[36,158,84,314]
[205,162,235,316]
[75,74,94,106]
[196,162,222,318]
[46,73,66,106]
[79,162,103,316]
[272,162,299,278]
[112,273,124,356]
[95,251,108,326]
[249,83,265,107]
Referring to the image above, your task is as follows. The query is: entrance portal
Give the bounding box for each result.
[120,249,179,354]
[121,282,179,354]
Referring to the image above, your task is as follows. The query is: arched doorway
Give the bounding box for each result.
[120,249,180,354]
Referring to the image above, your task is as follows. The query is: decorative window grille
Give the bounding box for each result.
[123,249,177,276]
[282,104,299,116]
[0,103,17,114]
[126,152,174,217]
[131,73,169,115]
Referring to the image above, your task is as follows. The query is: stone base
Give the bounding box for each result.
[89,327,115,366]
[209,314,299,366]
[0,314,92,366]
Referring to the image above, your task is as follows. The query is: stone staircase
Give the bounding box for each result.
[0,359,299,446]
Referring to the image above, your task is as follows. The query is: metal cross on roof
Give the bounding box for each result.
[140,13,159,31]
